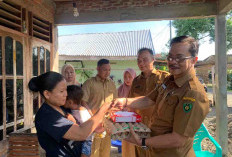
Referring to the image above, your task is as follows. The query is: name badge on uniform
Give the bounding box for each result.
[161,84,166,89]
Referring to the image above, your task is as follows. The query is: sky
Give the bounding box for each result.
[58,20,215,61]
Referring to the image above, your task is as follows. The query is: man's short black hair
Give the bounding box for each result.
[137,48,154,56]
[66,85,83,105]
[97,59,110,67]
[170,36,199,57]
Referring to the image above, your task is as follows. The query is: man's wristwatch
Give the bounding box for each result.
[141,138,148,149]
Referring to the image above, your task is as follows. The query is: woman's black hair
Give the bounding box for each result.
[28,71,64,97]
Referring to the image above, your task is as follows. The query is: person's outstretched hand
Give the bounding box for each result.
[100,102,113,114]
[111,98,127,111]
[94,123,105,133]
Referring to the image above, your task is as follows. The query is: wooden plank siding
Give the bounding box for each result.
[2,34,6,140]
[13,39,17,132]
[0,0,56,156]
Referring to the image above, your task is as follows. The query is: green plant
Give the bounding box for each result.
[75,69,94,83]
[227,69,232,89]
[156,65,168,71]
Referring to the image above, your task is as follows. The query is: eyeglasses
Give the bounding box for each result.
[166,55,193,63]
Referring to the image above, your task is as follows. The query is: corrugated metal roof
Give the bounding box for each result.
[58,30,155,56]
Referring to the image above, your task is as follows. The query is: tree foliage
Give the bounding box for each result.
[172,11,232,51]
[227,70,232,90]
[75,69,93,83]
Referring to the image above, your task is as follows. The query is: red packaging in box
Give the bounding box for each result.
[110,111,142,122]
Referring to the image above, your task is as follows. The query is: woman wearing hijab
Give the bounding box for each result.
[118,68,136,157]
[61,64,80,86]
[118,68,136,98]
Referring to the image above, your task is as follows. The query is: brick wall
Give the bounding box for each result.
[55,0,217,13]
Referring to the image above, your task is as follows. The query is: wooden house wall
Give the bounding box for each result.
[0,0,57,156]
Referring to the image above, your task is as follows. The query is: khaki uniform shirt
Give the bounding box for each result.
[147,68,209,157]
[129,69,169,126]
[82,75,117,114]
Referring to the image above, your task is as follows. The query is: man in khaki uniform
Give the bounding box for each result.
[115,36,209,157]
[122,48,169,157]
[82,59,117,157]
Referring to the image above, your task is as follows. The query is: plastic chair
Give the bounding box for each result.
[193,124,222,157]
[111,140,122,153]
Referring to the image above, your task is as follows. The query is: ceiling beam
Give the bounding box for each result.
[219,0,232,14]
[55,2,217,25]
[53,0,72,1]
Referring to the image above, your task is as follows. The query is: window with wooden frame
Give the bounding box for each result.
[0,0,25,33]
[29,12,53,43]
[0,35,24,141]
[32,46,50,115]
[0,0,52,43]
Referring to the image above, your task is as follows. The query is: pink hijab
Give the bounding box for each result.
[118,68,136,98]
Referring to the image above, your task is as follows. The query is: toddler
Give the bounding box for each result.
[64,85,104,157]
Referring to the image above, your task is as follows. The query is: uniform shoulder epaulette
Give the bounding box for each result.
[83,77,94,85]
[89,77,96,81]
[133,74,141,81]
[188,78,198,90]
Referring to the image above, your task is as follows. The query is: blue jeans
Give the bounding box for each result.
[82,140,92,156]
